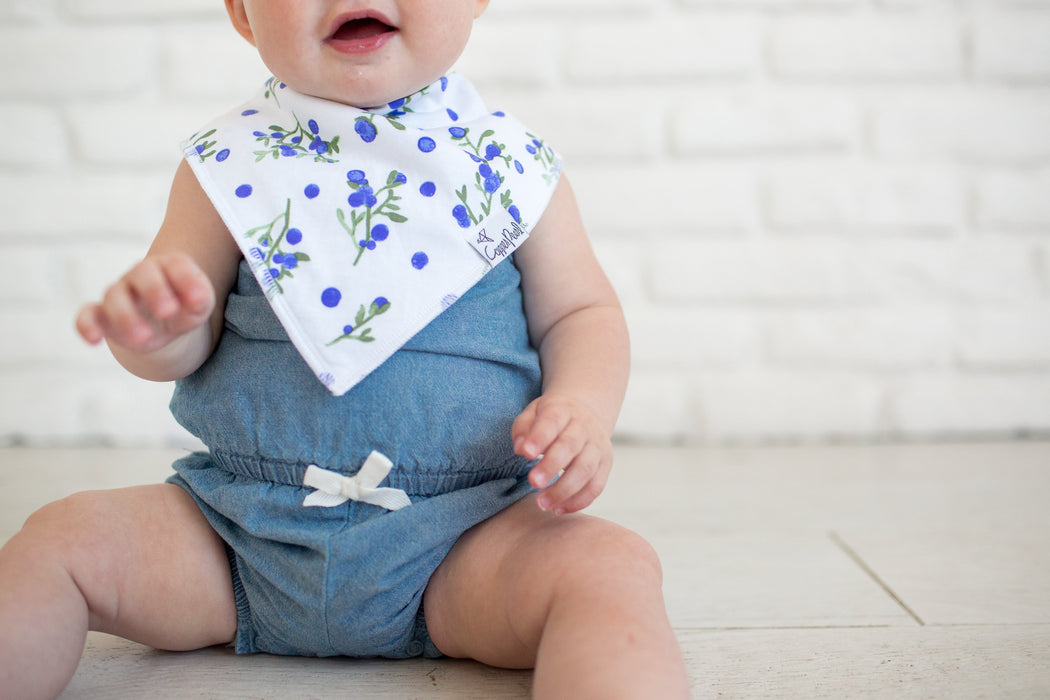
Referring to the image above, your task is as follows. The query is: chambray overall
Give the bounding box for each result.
[167,257,541,658]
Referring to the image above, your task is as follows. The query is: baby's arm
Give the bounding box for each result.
[76,160,241,381]
[512,176,630,515]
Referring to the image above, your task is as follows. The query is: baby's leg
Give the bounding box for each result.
[0,483,236,698]
[423,496,691,700]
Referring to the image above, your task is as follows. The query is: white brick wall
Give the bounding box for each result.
[2,0,1048,446]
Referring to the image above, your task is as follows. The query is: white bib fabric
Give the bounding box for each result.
[183,74,561,396]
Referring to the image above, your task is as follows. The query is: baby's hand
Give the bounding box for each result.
[76,252,215,353]
[512,394,614,515]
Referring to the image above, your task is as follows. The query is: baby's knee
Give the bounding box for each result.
[20,491,121,562]
[555,518,664,591]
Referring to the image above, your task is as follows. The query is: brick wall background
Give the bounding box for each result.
[1,0,1049,446]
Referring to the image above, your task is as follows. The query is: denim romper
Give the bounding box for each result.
[167,257,541,658]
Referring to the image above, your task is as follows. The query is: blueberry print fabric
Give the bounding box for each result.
[183,74,562,396]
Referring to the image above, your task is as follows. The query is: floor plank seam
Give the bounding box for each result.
[675,625,896,632]
[828,531,926,627]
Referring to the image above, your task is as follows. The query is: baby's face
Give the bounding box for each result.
[227,0,489,108]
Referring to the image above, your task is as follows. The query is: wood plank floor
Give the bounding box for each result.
[2,442,1048,698]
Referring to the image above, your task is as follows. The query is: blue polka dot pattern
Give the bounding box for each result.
[321,288,342,308]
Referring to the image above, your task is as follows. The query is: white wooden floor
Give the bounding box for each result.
[2,442,1048,698]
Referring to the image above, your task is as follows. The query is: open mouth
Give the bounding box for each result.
[331,17,396,42]
[326,13,398,54]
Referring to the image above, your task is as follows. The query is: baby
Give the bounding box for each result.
[0,1,690,698]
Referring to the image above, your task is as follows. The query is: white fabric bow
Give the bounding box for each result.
[302,451,411,511]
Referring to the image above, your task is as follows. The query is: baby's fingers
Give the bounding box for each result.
[75,304,106,345]
[161,253,215,319]
[535,442,609,514]
[78,254,214,351]
[97,276,155,346]
[527,419,585,489]
[513,398,571,464]
[511,401,539,456]
[126,258,181,321]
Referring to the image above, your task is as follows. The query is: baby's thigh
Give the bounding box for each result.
[22,483,236,650]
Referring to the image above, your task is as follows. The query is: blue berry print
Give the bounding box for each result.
[243,200,312,294]
[327,295,393,346]
[347,186,377,209]
[242,109,259,116]
[453,204,471,228]
[418,137,436,153]
[444,122,524,228]
[263,76,285,107]
[337,168,410,266]
[216,148,230,162]
[420,181,437,197]
[188,129,224,162]
[477,162,502,194]
[449,126,467,139]
[355,117,378,143]
[526,131,559,185]
[304,183,320,199]
[321,287,342,308]
[253,115,340,163]
[447,108,459,122]
[236,184,253,198]
[411,252,429,270]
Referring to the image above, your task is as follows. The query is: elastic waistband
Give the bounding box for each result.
[210,448,532,497]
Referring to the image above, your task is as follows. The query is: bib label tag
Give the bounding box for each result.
[467,220,530,267]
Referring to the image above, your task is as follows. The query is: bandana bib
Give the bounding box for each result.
[183,74,561,396]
